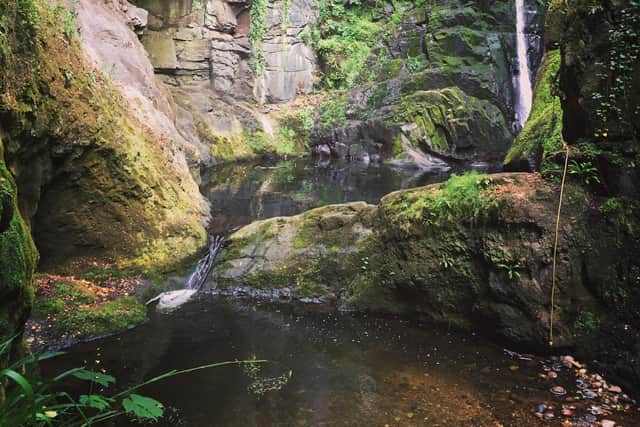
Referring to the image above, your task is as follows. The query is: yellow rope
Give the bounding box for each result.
[549,142,570,347]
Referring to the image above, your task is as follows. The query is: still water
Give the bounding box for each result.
[42,158,638,426]
[44,298,549,426]
[200,157,454,235]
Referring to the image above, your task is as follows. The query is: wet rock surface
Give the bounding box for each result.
[209,172,640,392]
[311,0,546,168]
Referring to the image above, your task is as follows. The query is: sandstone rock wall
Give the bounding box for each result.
[0,0,208,269]
[134,0,316,158]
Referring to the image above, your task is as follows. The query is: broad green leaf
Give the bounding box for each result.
[122,394,164,420]
[79,394,113,410]
[72,370,116,387]
[0,368,33,396]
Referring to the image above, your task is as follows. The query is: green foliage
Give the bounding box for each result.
[317,96,348,129]
[311,0,384,89]
[568,160,601,185]
[0,337,264,426]
[574,310,600,335]
[249,0,268,77]
[497,259,523,281]
[384,172,500,232]
[599,197,637,235]
[62,0,79,40]
[590,0,640,139]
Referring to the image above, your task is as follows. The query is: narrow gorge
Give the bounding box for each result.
[0,0,639,425]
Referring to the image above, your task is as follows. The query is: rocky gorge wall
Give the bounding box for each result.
[310,0,546,168]
[134,0,318,162]
[0,0,208,269]
[0,134,37,375]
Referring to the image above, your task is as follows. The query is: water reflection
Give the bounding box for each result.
[201,158,453,235]
[43,298,544,426]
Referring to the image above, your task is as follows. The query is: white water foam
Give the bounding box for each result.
[515,0,533,128]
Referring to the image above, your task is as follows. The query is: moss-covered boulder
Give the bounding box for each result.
[387,87,511,162]
[211,202,381,302]
[0,0,207,268]
[0,135,38,371]
[210,173,640,375]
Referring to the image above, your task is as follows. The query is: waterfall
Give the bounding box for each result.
[514,0,533,128]
[147,235,225,311]
[186,235,225,290]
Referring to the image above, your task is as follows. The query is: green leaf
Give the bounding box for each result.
[72,370,116,387]
[122,394,164,420]
[0,368,33,397]
[79,394,113,410]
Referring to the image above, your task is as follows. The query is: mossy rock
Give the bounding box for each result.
[504,50,563,171]
[387,87,511,161]
[0,0,207,269]
[0,135,38,371]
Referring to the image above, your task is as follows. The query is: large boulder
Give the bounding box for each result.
[210,173,640,380]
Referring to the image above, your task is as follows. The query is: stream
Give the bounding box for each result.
[42,158,639,426]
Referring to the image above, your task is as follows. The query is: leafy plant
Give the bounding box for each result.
[62,0,80,40]
[249,0,268,77]
[317,96,348,129]
[573,310,600,335]
[568,160,601,185]
[497,259,523,281]
[0,336,264,426]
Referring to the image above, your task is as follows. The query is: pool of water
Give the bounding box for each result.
[41,157,640,426]
[42,297,640,426]
[200,157,455,235]
[43,298,543,426]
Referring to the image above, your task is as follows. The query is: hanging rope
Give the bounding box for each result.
[549,142,570,347]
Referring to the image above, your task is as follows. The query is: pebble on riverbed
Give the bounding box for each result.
[503,350,638,426]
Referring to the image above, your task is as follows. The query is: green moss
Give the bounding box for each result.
[381,172,501,232]
[53,297,146,338]
[0,135,37,346]
[504,50,563,169]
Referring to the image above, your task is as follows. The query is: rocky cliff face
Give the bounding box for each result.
[310,0,545,168]
[0,0,208,269]
[134,0,317,161]
[0,135,37,371]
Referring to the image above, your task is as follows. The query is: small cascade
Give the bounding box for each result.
[514,0,533,128]
[147,236,225,312]
[186,235,225,290]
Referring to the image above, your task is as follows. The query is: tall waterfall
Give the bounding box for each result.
[514,0,533,128]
